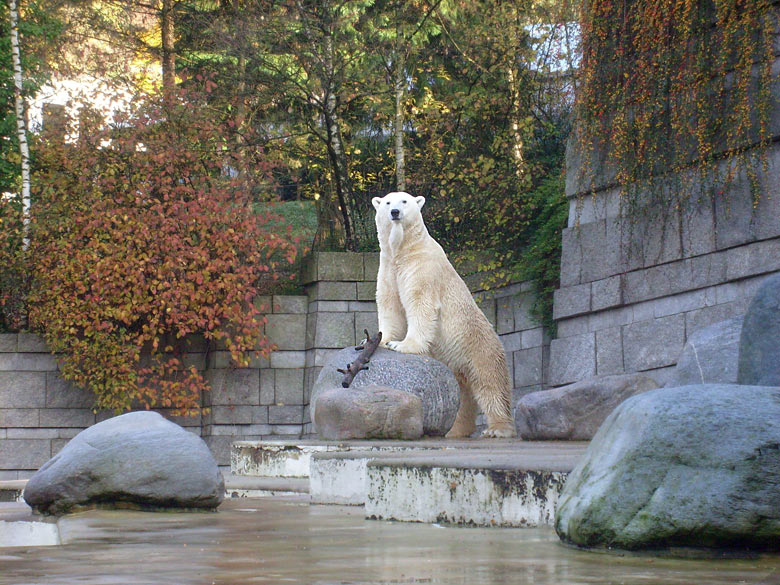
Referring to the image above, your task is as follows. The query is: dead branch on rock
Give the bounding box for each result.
[337,330,382,388]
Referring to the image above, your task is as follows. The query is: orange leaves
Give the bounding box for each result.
[24,88,299,415]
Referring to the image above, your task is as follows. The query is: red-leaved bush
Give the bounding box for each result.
[0,197,27,332]
[27,87,299,414]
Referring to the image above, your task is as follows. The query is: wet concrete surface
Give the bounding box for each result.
[1,497,779,585]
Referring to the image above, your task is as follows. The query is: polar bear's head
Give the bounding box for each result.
[372,191,426,228]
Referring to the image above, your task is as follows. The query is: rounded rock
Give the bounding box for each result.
[314,384,424,440]
[555,384,780,553]
[738,273,780,386]
[24,411,224,515]
[312,347,459,436]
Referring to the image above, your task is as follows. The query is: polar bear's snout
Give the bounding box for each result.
[390,208,401,220]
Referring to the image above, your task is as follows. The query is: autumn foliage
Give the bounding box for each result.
[577,0,775,208]
[25,86,298,414]
[0,197,27,332]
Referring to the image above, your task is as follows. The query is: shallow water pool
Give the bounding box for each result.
[0,497,778,585]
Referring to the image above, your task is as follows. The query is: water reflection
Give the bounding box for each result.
[0,498,778,585]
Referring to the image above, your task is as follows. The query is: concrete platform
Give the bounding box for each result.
[233,439,589,527]
[231,438,500,478]
[364,445,585,527]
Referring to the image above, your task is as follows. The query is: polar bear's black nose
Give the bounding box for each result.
[390,208,400,219]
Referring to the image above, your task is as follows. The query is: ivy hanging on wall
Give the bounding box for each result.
[576,0,776,217]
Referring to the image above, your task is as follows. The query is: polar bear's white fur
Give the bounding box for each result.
[372,191,516,438]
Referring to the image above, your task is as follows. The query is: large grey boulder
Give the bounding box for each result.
[738,273,780,386]
[24,411,224,515]
[556,384,780,552]
[515,374,658,440]
[667,317,742,387]
[312,347,459,436]
[314,384,423,440]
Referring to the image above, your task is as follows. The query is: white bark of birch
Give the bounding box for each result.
[9,0,31,247]
[393,16,406,192]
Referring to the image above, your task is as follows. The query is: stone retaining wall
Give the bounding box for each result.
[551,18,780,386]
[0,252,545,476]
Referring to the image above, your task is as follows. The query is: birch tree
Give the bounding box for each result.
[9,0,30,245]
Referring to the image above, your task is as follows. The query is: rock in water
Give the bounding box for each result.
[555,384,780,552]
[667,317,742,386]
[24,411,224,515]
[312,347,459,436]
[738,273,780,386]
[515,374,658,440]
[314,384,423,440]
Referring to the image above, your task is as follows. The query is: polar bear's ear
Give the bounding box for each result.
[415,196,426,209]
[372,197,382,210]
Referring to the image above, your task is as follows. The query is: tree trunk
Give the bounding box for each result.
[507,11,525,180]
[323,34,356,251]
[393,19,406,191]
[507,64,525,180]
[324,96,355,251]
[161,0,176,94]
[9,0,30,248]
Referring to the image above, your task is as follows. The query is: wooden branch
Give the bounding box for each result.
[336,330,382,388]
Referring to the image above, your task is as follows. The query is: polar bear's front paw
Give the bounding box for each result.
[481,424,517,439]
[386,339,426,354]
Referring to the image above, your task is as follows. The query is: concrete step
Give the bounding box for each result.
[310,447,455,505]
[365,443,587,527]
[231,438,491,478]
[223,473,308,498]
[233,439,588,527]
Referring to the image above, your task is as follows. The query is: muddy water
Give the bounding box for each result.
[1,497,778,585]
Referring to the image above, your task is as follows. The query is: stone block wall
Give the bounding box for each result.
[552,52,780,387]
[1,252,545,474]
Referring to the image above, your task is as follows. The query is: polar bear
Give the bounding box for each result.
[372,191,516,438]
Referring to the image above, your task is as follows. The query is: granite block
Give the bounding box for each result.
[0,439,51,470]
[356,281,377,301]
[549,332,596,386]
[591,276,622,312]
[206,369,259,406]
[44,373,93,409]
[622,314,686,372]
[312,313,355,349]
[274,369,305,405]
[0,408,39,427]
[553,284,591,320]
[0,372,46,407]
[270,351,307,369]
[17,333,48,353]
[596,327,624,376]
[513,347,544,388]
[38,408,95,428]
[307,281,358,302]
[363,253,380,281]
[265,313,307,351]
[0,334,17,352]
[269,405,304,425]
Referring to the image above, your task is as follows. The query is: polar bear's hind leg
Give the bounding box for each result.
[471,356,516,438]
[445,371,478,438]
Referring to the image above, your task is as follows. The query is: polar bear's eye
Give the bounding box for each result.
[386,201,390,205]
[402,200,407,204]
